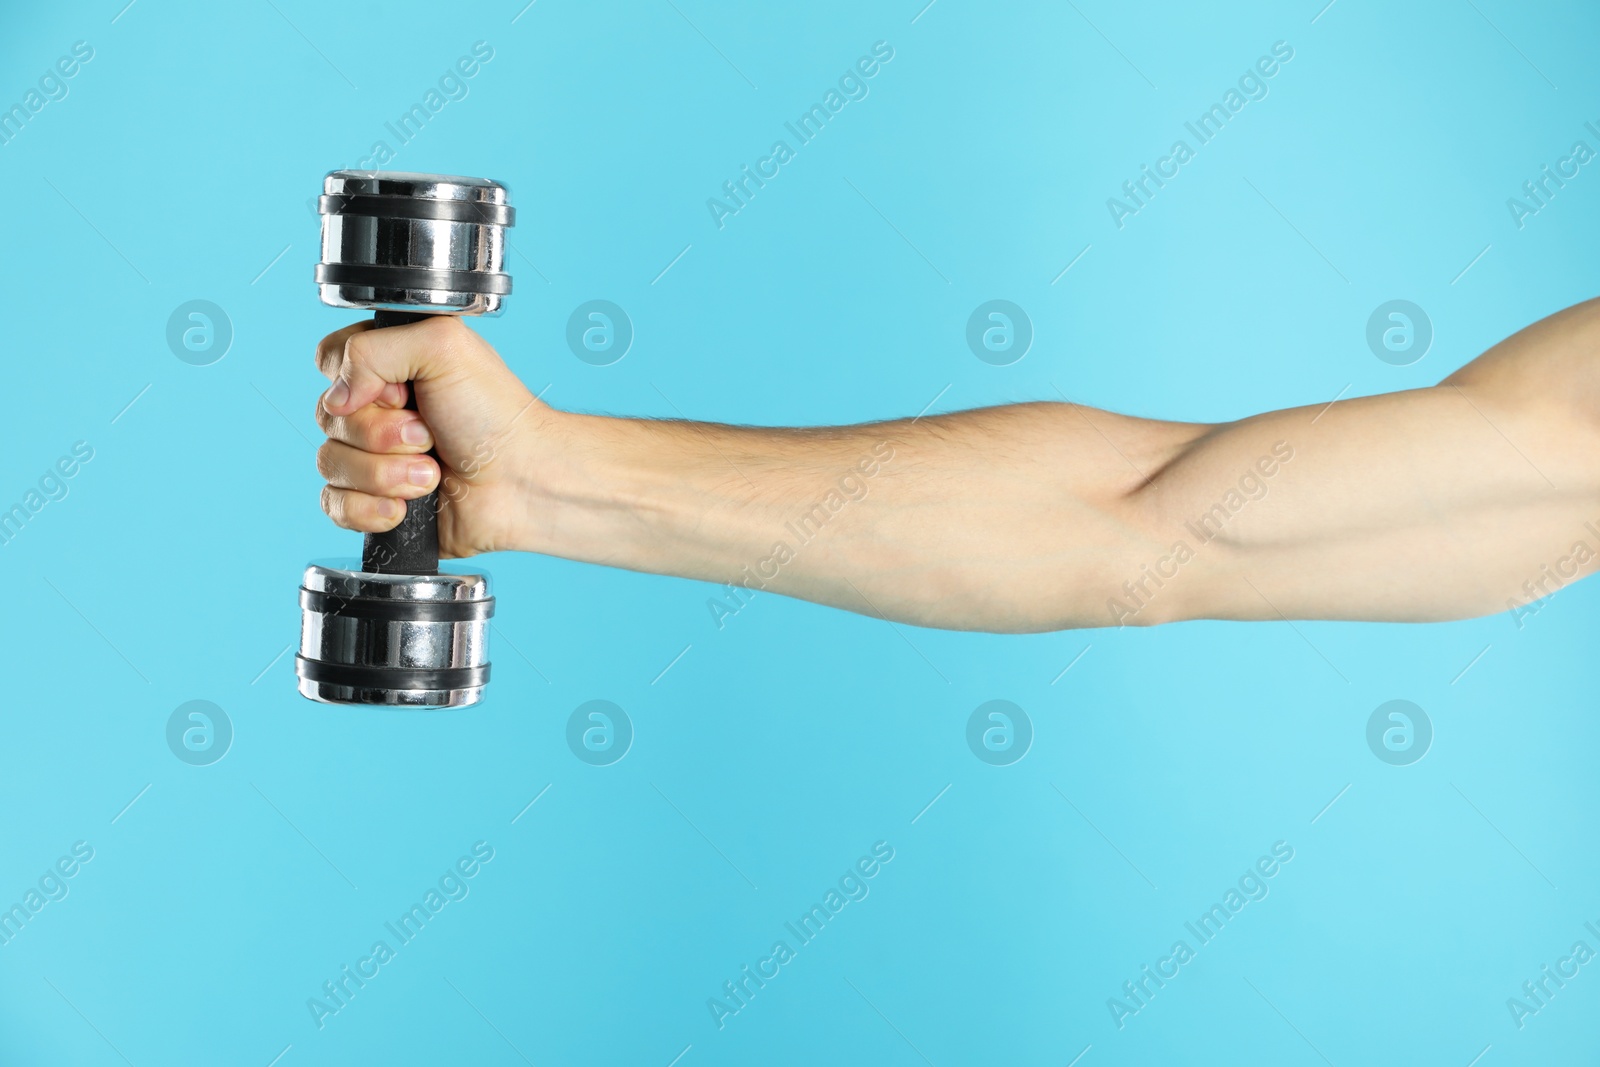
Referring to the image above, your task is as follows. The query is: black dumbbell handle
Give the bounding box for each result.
[362,309,440,575]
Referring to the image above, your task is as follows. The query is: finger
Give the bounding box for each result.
[316,324,410,409]
[322,485,405,534]
[317,440,439,498]
[321,316,472,416]
[370,380,411,410]
[315,321,373,379]
[315,402,434,454]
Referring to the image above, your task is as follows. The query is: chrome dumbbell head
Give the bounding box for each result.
[296,564,494,707]
[297,170,515,709]
[315,170,514,314]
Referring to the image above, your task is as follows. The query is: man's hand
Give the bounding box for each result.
[314,316,546,559]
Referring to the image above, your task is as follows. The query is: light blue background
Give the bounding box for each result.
[2,1,1597,1063]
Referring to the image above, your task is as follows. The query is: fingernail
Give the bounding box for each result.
[323,380,350,409]
[408,461,433,486]
[379,498,403,519]
[400,420,430,446]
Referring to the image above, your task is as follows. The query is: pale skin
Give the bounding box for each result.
[313,298,1600,633]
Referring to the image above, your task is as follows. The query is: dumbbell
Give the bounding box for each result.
[295,170,515,708]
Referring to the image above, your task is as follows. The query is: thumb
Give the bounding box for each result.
[321,316,469,416]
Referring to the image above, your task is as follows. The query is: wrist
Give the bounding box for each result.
[507,409,788,578]
[506,410,687,561]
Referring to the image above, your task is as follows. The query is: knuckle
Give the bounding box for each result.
[382,413,419,452]
[423,315,468,361]
[343,330,371,369]
[412,315,464,364]
[421,315,460,340]
[315,441,338,479]
[328,406,364,444]
[373,415,401,452]
[375,414,409,453]
[356,407,395,448]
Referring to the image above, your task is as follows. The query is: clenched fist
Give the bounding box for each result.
[313,316,547,559]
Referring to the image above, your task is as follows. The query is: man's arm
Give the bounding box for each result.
[313,299,1600,632]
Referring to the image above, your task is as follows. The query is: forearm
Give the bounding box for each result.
[512,404,1201,631]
